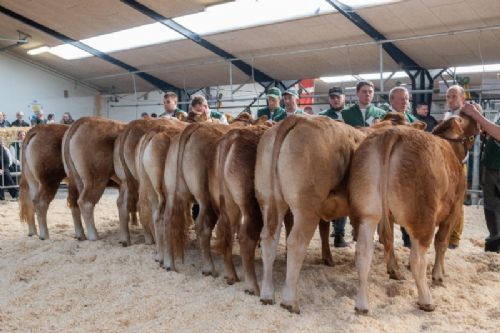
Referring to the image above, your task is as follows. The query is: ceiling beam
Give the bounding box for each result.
[121,0,279,87]
[0,4,180,92]
[324,0,422,71]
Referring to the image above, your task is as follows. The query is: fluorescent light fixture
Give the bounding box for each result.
[49,44,92,60]
[27,46,50,55]
[47,0,399,60]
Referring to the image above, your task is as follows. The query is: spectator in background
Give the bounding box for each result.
[140,112,149,119]
[190,95,228,124]
[303,106,314,115]
[9,131,25,185]
[47,114,56,124]
[31,112,46,126]
[151,113,158,118]
[61,112,74,125]
[283,88,304,117]
[0,112,10,127]
[0,138,18,200]
[341,81,386,127]
[160,91,183,118]
[318,86,348,247]
[10,112,30,127]
[413,102,438,132]
[388,86,416,123]
[257,87,286,122]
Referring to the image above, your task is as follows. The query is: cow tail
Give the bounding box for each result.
[62,118,86,199]
[19,129,38,224]
[268,116,301,236]
[168,124,200,261]
[378,131,401,247]
[214,132,237,255]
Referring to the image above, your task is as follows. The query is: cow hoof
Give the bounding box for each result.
[119,240,129,247]
[260,298,274,306]
[323,257,335,267]
[388,270,404,280]
[418,303,436,312]
[432,278,444,287]
[244,289,256,296]
[280,302,300,314]
[224,276,239,285]
[39,236,46,241]
[28,233,35,237]
[202,270,212,277]
[75,235,86,241]
[355,307,369,315]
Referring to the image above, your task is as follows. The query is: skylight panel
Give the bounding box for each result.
[176,0,335,36]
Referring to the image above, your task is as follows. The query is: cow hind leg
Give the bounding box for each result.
[281,211,319,314]
[432,216,455,286]
[319,220,334,267]
[68,182,85,240]
[34,200,50,240]
[220,206,241,285]
[117,184,131,246]
[78,181,107,241]
[383,219,403,280]
[197,203,219,277]
[410,239,434,311]
[260,205,286,305]
[240,204,263,296]
[354,219,378,314]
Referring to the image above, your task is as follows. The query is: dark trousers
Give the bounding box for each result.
[0,168,18,200]
[331,217,347,237]
[401,227,411,246]
[483,167,500,251]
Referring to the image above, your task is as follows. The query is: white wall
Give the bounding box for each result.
[0,53,99,123]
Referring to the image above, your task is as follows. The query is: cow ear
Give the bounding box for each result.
[432,116,463,137]
[411,120,427,131]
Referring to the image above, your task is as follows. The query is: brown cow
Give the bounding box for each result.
[135,122,187,261]
[209,125,269,294]
[163,123,231,273]
[62,116,125,241]
[114,117,182,246]
[19,124,69,239]
[163,113,267,273]
[349,114,479,314]
[255,115,365,313]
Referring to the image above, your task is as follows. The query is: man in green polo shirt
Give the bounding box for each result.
[389,86,416,123]
[319,86,348,247]
[463,104,500,253]
[341,80,386,127]
[283,88,304,118]
[160,91,183,118]
[257,87,286,122]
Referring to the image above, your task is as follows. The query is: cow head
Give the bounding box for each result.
[432,115,478,162]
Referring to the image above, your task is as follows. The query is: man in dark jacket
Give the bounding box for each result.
[413,102,438,132]
[10,112,30,127]
[0,142,18,200]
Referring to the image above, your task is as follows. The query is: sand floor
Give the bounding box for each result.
[0,189,499,332]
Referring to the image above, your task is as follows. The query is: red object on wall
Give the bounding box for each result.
[298,79,314,106]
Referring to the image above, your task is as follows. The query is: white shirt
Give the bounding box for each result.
[443,108,461,120]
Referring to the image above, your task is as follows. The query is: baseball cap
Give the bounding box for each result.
[266,87,282,100]
[283,88,299,98]
[328,87,344,97]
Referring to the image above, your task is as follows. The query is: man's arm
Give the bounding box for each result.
[462,103,500,141]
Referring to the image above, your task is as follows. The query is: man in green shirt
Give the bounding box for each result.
[462,104,500,253]
[257,87,286,122]
[389,86,416,123]
[283,88,304,118]
[160,91,183,118]
[341,80,386,127]
[319,87,348,247]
